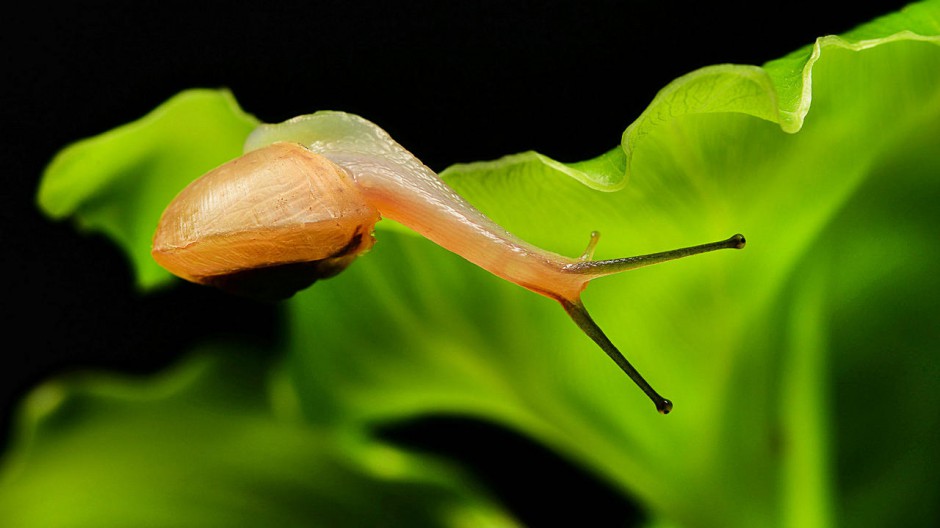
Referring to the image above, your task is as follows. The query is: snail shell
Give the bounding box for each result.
[152,142,380,300]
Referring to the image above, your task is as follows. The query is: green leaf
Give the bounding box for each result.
[37,89,259,290]
[282,4,940,527]
[0,348,518,528]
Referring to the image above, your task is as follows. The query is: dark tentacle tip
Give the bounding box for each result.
[656,398,673,415]
[731,234,746,249]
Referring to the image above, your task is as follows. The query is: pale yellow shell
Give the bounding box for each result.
[152,142,380,297]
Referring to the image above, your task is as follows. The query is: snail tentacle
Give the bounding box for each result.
[560,297,673,414]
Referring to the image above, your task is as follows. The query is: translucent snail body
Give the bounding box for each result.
[153,111,746,413]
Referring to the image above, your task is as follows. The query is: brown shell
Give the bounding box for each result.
[152,142,380,299]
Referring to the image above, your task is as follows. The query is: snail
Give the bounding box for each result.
[152,111,745,414]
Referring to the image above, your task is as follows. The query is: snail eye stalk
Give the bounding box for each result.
[561,298,673,414]
[561,233,746,414]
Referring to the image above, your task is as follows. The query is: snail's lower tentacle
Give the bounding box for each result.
[578,231,601,261]
[560,297,673,415]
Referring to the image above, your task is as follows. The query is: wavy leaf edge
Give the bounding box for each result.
[442,25,940,193]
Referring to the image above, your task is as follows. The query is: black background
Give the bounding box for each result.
[0,1,913,525]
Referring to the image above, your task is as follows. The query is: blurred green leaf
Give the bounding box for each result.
[0,347,518,528]
[19,1,940,527]
[37,89,259,290]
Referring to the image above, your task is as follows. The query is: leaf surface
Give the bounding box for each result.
[0,348,518,527]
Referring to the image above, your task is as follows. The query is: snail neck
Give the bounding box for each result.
[346,156,588,302]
